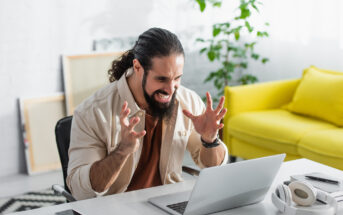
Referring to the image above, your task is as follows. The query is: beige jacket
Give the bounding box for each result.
[67,69,228,200]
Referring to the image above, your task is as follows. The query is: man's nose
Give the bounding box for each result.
[165,81,177,95]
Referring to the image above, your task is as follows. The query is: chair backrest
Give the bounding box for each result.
[55,116,73,194]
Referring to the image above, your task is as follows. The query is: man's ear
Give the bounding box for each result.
[133,59,144,76]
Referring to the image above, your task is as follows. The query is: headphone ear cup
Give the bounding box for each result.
[276,184,292,206]
[289,181,317,206]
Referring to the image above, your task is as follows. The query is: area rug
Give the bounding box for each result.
[0,188,66,214]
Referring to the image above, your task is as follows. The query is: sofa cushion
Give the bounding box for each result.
[227,109,336,155]
[298,129,343,170]
[286,66,343,126]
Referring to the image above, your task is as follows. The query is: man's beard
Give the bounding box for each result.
[142,73,177,119]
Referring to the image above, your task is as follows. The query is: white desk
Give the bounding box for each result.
[12,159,343,215]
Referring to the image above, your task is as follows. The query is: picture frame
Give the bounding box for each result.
[62,52,122,115]
[19,94,66,174]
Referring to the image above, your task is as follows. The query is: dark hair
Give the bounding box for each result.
[108,28,184,82]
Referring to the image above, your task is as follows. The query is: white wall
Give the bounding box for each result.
[0,0,219,178]
[0,0,342,178]
[247,0,343,80]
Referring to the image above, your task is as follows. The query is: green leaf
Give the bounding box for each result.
[238,74,258,85]
[196,38,205,42]
[234,31,240,40]
[240,8,251,19]
[252,4,259,12]
[204,72,216,82]
[265,22,270,26]
[257,31,269,37]
[207,51,216,61]
[213,2,222,7]
[251,53,259,60]
[262,58,269,64]
[213,27,221,37]
[200,47,207,54]
[240,62,248,68]
[196,0,206,12]
[245,21,253,32]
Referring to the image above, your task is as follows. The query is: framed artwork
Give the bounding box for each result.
[20,94,66,174]
[62,52,122,115]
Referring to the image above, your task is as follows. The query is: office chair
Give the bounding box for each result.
[53,116,76,202]
[52,116,200,202]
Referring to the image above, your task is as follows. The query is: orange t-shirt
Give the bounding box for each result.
[126,113,163,191]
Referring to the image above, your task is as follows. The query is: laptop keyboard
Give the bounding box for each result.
[167,201,188,214]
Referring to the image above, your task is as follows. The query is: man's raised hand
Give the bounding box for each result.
[182,92,227,143]
[118,101,146,154]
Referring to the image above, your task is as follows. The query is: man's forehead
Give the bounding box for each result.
[149,54,184,76]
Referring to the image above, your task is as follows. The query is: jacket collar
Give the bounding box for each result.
[117,68,143,116]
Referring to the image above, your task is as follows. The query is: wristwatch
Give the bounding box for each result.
[201,136,220,148]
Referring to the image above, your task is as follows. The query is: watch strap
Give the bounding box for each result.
[201,136,220,148]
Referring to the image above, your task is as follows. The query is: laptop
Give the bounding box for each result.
[148,154,285,215]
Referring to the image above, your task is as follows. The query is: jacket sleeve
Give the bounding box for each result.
[66,109,107,200]
[186,93,229,168]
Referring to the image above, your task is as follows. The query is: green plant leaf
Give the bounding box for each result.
[207,51,216,61]
[245,21,253,32]
[252,4,259,12]
[261,57,269,63]
[196,38,205,42]
[213,2,222,7]
[251,53,259,60]
[196,0,206,12]
[204,72,216,82]
[234,31,240,40]
[265,22,270,26]
[240,8,251,19]
[257,31,269,37]
[240,62,248,68]
[238,74,258,85]
[200,47,207,54]
[213,27,221,37]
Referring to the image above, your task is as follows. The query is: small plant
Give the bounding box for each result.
[195,0,270,101]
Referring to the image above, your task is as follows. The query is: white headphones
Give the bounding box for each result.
[272,180,338,215]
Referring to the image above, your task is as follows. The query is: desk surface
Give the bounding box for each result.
[13,159,343,215]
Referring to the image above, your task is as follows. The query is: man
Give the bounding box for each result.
[67,28,228,200]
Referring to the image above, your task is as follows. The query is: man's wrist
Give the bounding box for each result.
[200,136,220,148]
[200,135,216,143]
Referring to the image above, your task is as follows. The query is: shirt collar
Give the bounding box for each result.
[117,68,143,116]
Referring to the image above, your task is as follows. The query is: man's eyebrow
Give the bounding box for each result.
[154,74,183,80]
[175,74,183,79]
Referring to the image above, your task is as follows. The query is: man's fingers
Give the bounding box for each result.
[217,123,224,130]
[120,102,130,126]
[121,101,128,112]
[120,108,131,126]
[216,108,227,121]
[132,130,146,138]
[206,92,213,111]
[183,109,195,120]
[128,116,140,131]
[214,96,225,114]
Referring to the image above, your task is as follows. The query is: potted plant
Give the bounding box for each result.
[195,0,270,101]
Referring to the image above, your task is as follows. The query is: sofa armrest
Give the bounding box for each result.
[224,79,300,120]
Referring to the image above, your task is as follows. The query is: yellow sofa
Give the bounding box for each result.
[223,66,343,170]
